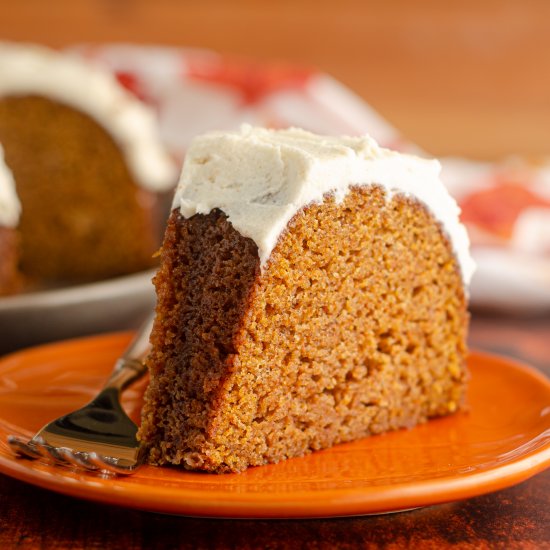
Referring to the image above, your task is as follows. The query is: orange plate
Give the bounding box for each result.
[0,333,548,518]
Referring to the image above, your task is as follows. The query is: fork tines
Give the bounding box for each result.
[7,435,140,475]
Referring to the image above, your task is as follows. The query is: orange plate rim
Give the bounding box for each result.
[0,334,548,518]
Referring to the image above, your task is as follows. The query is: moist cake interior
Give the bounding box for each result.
[139,185,468,473]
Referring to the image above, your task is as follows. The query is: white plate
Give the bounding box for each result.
[0,270,155,354]
[469,249,550,313]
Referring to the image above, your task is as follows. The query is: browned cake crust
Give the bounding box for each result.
[0,95,161,284]
[139,185,469,473]
[0,226,21,296]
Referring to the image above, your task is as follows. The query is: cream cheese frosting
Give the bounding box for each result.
[0,144,20,228]
[0,42,176,191]
[174,125,476,285]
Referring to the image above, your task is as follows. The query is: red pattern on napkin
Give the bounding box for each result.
[185,55,313,106]
[460,180,550,240]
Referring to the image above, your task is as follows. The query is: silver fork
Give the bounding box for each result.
[7,313,154,476]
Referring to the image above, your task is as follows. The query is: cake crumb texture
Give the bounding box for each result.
[139,185,468,473]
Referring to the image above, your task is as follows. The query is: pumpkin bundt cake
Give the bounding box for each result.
[0,43,177,289]
[139,126,475,473]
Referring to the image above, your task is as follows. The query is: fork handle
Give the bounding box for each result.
[102,313,155,392]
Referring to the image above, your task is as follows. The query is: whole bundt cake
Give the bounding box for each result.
[0,42,177,289]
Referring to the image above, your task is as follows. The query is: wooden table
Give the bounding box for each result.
[0,1,549,547]
[3,0,550,160]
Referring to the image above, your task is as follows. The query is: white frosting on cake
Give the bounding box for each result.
[0,144,20,228]
[174,126,475,285]
[0,42,176,191]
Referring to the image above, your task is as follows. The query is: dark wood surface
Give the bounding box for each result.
[0,312,548,550]
[0,468,548,549]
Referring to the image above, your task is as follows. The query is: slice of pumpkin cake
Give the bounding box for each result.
[139,125,475,473]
